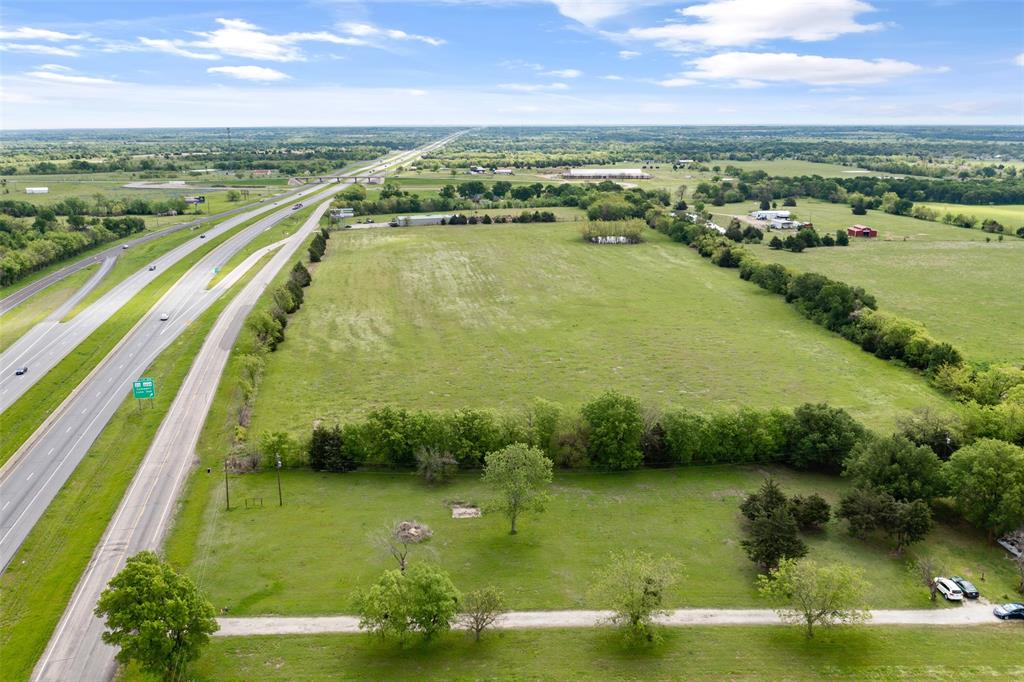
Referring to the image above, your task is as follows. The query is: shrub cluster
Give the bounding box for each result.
[579,219,645,243]
[308,396,867,474]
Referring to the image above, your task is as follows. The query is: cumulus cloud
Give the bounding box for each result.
[36,63,71,71]
[0,27,83,41]
[0,43,80,57]
[657,77,699,87]
[624,0,884,50]
[685,52,922,85]
[340,22,444,46]
[139,37,220,61]
[618,50,641,60]
[25,70,119,85]
[497,82,570,92]
[207,65,291,81]
[542,68,582,78]
[602,74,624,80]
[1015,53,1024,66]
[191,18,366,62]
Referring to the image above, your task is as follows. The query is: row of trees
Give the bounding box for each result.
[307,397,870,474]
[580,219,645,243]
[1,195,190,218]
[0,215,146,286]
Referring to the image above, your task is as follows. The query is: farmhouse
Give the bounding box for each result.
[391,214,454,227]
[25,187,49,194]
[562,168,652,180]
[750,209,790,221]
[769,218,798,230]
[848,224,878,238]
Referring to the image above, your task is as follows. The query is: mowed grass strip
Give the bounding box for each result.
[0,211,267,467]
[0,253,273,682]
[173,468,1019,617]
[248,222,948,434]
[120,626,1024,681]
[0,264,96,352]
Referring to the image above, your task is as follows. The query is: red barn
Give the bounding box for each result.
[848,225,878,238]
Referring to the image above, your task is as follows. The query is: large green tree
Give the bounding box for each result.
[592,550,678,644]
[356,563,459,641]
[482,444,552,534]
[741,507,807,572]
[94,551,218,682]
[758,558,870,638]
[843,434,945,502]
[580,391,644,470]
[944,439,1024,535]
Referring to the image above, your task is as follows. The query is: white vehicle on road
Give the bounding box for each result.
[935,577,964,601]
[159,313,169,321]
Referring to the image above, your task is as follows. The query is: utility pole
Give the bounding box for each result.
[224,459,231,511]
[276,455,283,506]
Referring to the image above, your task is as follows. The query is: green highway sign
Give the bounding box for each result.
[132,377,156,400]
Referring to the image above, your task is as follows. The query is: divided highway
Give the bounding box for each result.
[0,133,462,574]
[29,132,463,681]
[0,187,308,316]
[0,180,339,412]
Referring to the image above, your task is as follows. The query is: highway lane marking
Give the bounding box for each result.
[48,448,55,456]
[1,501,8,511]
[26,472,33,481]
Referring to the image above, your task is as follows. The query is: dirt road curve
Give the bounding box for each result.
[217,605,1004,636]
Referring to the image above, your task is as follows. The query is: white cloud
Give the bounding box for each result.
[618,50,641,60]
[0,43,80,57]
[207,65,291,81]
[624,0,883,50]
[139,37,220,61]
[1015,53,1024,66]
[36,63,71,71]
[548,1,674,26]
[657,77,699,87]
[191,18,365,62]
[340,22,444,46]
[497,82,570,92]
[0,27,83,41]
[542,68,582,78]
[602,74,624,80]
[686,52,922,85]
[24,70,119,85]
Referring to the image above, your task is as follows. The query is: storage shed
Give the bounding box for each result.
[847,225,878,238]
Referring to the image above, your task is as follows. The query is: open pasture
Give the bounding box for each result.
[247,222,949,435]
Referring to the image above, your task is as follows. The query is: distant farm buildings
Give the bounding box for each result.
[848,225,878,238]
[25,187,49,194]
[562,168,652,180]
[770,218,799,230]
[750,209,790,221]
[391,214,454,227]
[493,168,514,175]
[251,169,275,176]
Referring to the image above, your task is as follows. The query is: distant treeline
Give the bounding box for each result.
[0,215,145,286]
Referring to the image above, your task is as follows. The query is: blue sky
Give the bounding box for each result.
[1,0,1022,128]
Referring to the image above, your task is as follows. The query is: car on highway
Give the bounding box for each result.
[199,234,206,239]
[15,366,28,375]
[121,244,129,250]
[951,576,979,599]
[292,203,303,210]
[159,313,169,321]
[148,265,157,271]
[934,577,964,601]
[993,603,1024,620]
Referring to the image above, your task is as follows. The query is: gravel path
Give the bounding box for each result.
[216,605,1000,637]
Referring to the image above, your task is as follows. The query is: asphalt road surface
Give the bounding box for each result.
[29,133,463,682]
[0,180,345,412]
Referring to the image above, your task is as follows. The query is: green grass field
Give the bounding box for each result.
[119,627,1024,681]
[916,202,1024,228]
[247,222,947,436]
[0,265,96,352]
[0,259,271,682]
[706,158,888,178]
[736,200,1024,363]
[169,468,1019,617]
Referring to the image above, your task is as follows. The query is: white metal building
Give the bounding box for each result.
[751,210,790,221]
[25,187,49,194]
[392,214,454,227]
[562,168,652,180]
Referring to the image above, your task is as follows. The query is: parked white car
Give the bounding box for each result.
[935,577,964,601]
